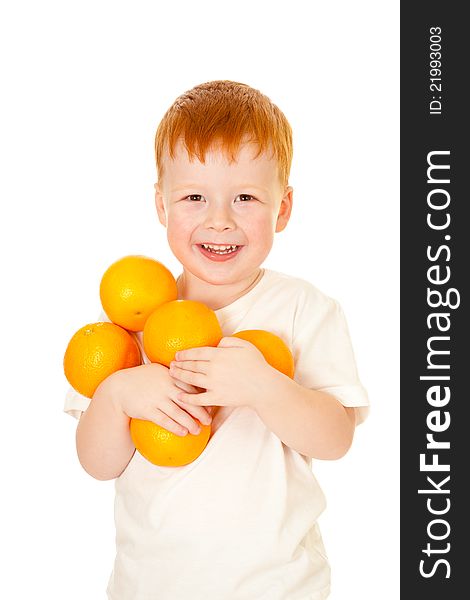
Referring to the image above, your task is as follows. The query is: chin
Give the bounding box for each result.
[194,268,239,286]
[188,260,250,286]
[175,247,265,287]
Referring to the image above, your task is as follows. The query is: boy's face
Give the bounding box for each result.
[155,141,292,287]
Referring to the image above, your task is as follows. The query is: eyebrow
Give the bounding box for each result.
[236,184,269,192]
[170,184,269,193]
[170,184,201,192]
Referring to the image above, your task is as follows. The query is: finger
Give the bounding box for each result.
[176,390,212,406]
[174,399,212,426]
[175,346,218,361]
[172,378,199,394]
[149,408,189,437]
[172,378,206,394]
[161,401,203,435]
[218,336,251,348]
[170,359,209,375]
[169,364,207,388]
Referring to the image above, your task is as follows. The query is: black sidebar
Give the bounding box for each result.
[401,2,468,597]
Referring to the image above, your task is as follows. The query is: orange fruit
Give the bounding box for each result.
[63,321,141,397]
[143,300,223,366]
[99,255,178,331]
[232,329,295,378]
[130,419,211,467]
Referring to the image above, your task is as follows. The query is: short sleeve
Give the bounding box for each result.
[64,386,91,420]
[292,291,369,425]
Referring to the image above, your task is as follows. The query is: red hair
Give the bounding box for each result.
[155,80,293,187]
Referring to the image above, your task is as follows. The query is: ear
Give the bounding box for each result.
[275,186,293,233]
[154,182,167,227]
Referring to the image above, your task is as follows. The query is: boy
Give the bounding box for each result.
[65,80,369,599]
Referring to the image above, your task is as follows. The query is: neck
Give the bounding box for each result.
[177,269,263,310]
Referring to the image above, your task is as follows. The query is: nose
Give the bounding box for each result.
[203,202,236,232]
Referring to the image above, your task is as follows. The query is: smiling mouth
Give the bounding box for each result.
[199,243,241,255]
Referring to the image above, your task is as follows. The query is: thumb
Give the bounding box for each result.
[172,378,198,394]
[217,336,250,349]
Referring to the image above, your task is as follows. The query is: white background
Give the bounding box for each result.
[0,1,399,598]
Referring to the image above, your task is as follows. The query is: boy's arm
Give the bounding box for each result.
[75,363,213,480]
[170,339,359,460]
[76,376,135,481]
[251,375,356,459]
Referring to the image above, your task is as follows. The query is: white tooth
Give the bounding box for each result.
[201,243,238,253]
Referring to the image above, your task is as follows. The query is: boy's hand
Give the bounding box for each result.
[106,363,212,437]
[169,337,280,408]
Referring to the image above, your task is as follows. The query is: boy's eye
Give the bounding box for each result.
[235,194,255,202]
[186,194,204,202]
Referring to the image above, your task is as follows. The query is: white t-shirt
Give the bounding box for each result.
[64,269,369,600]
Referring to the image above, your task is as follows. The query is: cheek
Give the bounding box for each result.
[244,213,277,251]
[245,210,277,236]
[166,210,195,240]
